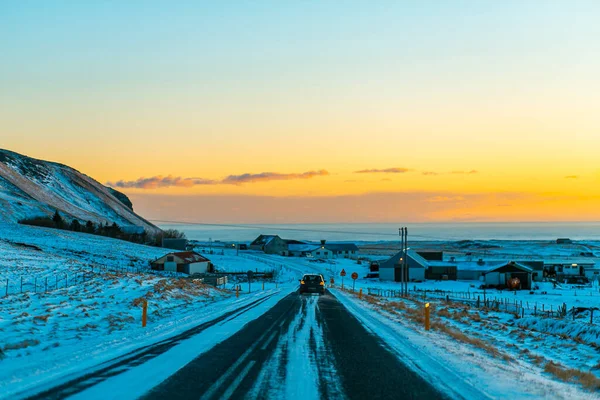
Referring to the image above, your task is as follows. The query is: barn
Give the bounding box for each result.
[483,262,533,290]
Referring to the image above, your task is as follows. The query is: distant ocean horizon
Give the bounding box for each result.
[154,222,600,243]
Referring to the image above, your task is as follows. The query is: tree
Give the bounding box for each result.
[163,229,186,239]
[52,210,64,229]
[70,219,82,232]
[85,220,95,234]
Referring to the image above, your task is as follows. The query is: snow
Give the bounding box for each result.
[0,149,159,233]
[0,223,294,398]
[331,288,599,399]
[63,287,296,400]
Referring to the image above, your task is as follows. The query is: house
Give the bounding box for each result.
[162,238,188,251]
[151,251,211,274]
[249,235,289,255]
[483,262,533,290]
[323,243,359,259]
[379,249,427,282]
[450,258,544,281]
[543,259,595,278]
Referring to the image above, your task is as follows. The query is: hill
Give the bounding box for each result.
[0,149,159,234]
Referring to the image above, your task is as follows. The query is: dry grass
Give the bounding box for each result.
[3,339,40,351]
[545,361,600,390]
[430,321,513,362]
[33,314,51,324]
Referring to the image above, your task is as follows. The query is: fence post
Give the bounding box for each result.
[534,305,537,316]
[65,274,68,287]
[591,309,594,325]
[20,276,23,293]
[5,279,8,297]
[34,277,37,293]
[45,277,48,293]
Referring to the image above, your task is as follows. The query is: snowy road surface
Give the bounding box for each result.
[20,291,446,400]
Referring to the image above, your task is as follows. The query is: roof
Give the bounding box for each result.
[288,244,320,252]
[170,251,209,263]
[379,249,427,269]
[543,259,596,266]
[250,235,280,246]
[323,243,359,252]
[484,262,533,275]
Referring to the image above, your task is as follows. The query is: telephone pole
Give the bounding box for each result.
[398,227,409,296]
[398,228,404,294]
[404,227,408,296]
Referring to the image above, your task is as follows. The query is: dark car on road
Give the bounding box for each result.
[299,274,325,295]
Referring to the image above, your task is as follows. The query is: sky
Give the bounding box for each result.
[2,1,600,223]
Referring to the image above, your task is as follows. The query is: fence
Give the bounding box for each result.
[0,263,152,298]
[239,254,283,269]
[366,287,599,324]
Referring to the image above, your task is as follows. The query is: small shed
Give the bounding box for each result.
[151,251,211,275]
[483,262,533,290]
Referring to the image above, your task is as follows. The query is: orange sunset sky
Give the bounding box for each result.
[2,2,600,223]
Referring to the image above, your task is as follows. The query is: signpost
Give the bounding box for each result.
[340,269,346,289]
[330,277,334,288]
[247,270,254,293]
[351,272,358,292]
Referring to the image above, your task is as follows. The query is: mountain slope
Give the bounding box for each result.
[0,149,160,234]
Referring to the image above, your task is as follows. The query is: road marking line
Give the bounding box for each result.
[218,360,256,400]
[261,331,278,351]
[200,298,295,400]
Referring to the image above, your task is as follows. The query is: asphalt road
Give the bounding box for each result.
[144,291,446,400]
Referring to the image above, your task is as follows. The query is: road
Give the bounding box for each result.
[25,291,446,400]
[144,291,445,400]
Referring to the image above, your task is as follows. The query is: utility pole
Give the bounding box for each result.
[399,228,404,295]
[404,227,409,296]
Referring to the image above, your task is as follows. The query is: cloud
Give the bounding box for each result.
[108,169,329,189]
[564,175,579,179]
[422,171,439,176]
[451,170,478,175]
[107,175,217,189]
[221,170,329,185]
[354,167,411,174]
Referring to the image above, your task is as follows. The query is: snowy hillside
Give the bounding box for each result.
[0,223,237,396]
[0,149,160,234]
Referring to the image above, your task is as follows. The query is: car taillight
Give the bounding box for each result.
[300,280,305,285]
[319,281,324,286]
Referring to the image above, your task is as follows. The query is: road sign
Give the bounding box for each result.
[340,269,346,277]
[351,272,358,292]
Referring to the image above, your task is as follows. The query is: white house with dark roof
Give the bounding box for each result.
[151,251,211,274]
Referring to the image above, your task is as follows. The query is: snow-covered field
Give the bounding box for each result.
[0,223,282,397]
[333,288,600,398]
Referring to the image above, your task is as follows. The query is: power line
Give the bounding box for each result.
[149,219,473,241]
[149,219,402,237]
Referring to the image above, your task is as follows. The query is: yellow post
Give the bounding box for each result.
[359,288,363,299]
[142,299,147,328]
[236,285,239,298]
[424,303,430,331]
[262,282,265,291]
